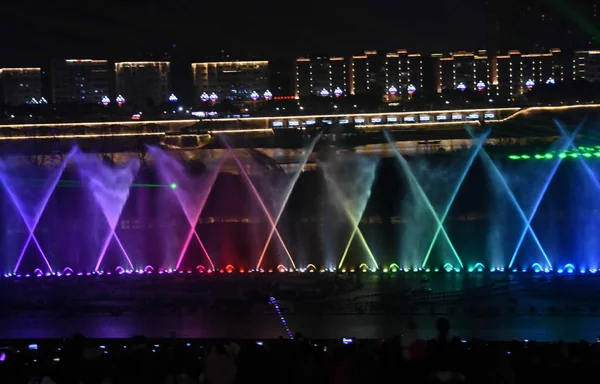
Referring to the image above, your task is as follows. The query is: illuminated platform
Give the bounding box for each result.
[0,104,598,138]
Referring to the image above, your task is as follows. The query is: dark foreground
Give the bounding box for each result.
[0,334,598,384]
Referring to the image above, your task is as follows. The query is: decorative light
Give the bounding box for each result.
[319,88,330,97]
[407,84,417,95]
[388,85,398,95]
[200,92,210,102]
[101,96,110,106]
[116,95,125,106]
[168,94,178,102]
[209,92,218,101]
[457,82,467,91]
[39,97,48,104]
[263,90,273,100]
[269,297,293,339]
[526,79,535,89]
[546,77,556,85]
[333,87,343,97]
[250,91,260,101]
[26,98,39,105]
[476,81,486,91]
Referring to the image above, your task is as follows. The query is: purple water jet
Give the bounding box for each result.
[74,151,140,271]
[222,139,295,269]
[0,150,74,273]
[147,146,223,270]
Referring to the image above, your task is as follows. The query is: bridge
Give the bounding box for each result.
[0,104,596,139]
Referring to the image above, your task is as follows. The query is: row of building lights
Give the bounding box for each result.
[452,78,556,93]
[314,85,419,97]
[100,93,181,106]
[199,90,274,102]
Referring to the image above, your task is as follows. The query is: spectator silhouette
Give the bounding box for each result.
[204,343,237,384]
[402,320,427,361]
[426,318,466,383]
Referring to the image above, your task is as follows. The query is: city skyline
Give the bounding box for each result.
[2,47,599,108]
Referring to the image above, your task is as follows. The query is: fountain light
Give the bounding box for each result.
[385,130,463,269]
[256,133,322,269]
[146,147,221,271]
[422,130,489,268]
[223,138,296,269]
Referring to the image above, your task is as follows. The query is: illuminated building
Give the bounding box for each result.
[295,57,348,97]
[51,59,110,104]
[349,50,384,95]
[294,50,423,99]
[433,51,491,95]
[191,61,269,102]
[115,62,170,106]
[347,50,423,98]
[494,49,564,98]
[0,68,42,106]
[574,50,600,82]
[383,50,423,98]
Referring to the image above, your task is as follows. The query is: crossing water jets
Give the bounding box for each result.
[222,139,296,269]
[421,130,490,268]
[74,152,140,271]
[507,122,581,269]
[321,158,379,270]
[256,132,322,270]
[555,119,600,190]
[147,146,224,270]
[383,130,464,269]
[0,149,75,274]
[465,126,550,269]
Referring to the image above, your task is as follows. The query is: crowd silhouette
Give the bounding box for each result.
[1,317,598,383]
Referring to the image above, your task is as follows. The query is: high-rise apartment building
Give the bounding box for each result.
[191,61,269,102]
[381,50,423,97]
[0,68,42,106]
[349,51,385,95]
[115,61,170,106]
[294,51,422,99]
[494,49,564,98]
[433,51,492,95]
[573,50,600,82]
[295,57,348,98]
[51,59,111,104]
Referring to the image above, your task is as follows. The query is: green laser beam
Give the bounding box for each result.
[22,178,174,188]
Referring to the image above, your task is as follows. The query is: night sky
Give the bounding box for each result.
[1,0,485,66]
